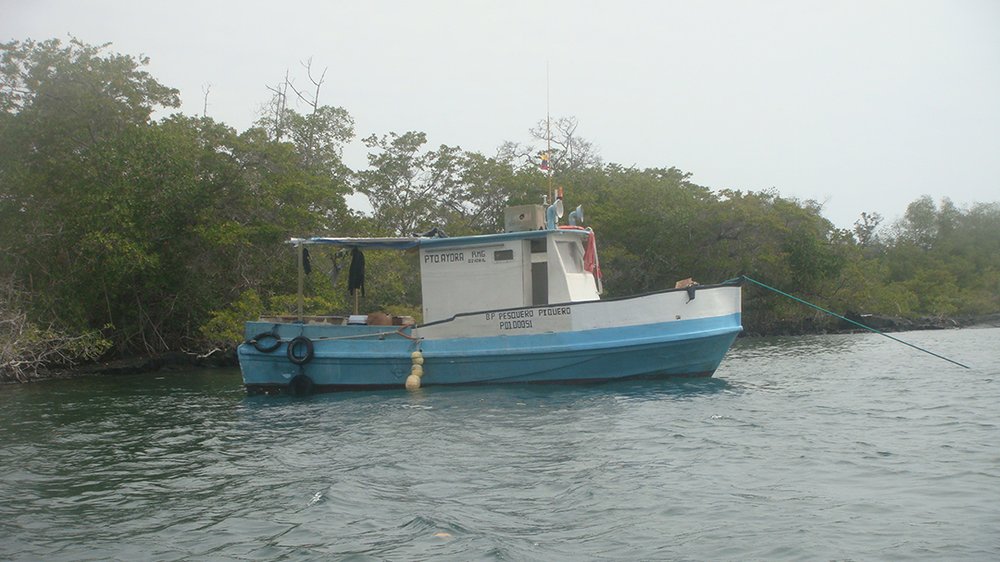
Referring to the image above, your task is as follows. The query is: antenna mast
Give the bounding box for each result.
[546,62,553,204]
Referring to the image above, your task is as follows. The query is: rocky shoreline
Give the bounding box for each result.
[843,312,1000,332]
[24,346,240,382]
[10,313,1000,383]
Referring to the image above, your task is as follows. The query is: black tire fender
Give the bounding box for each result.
[287,335,314,365]
[249,332,281,353]
[288,374,314,395]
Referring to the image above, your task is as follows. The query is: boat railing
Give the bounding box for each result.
[258,314,416,327]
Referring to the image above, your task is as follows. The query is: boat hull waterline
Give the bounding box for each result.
[238,284,742,394]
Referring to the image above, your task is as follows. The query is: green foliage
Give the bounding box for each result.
[3,35,999,373]
[534,165,998,329]
[880,199,1000,317]
[1,38,354,355]
[356,131,461,235]
[355,132,538,236]
[267,294,344,318]
[199,290,265,345]
[0,278,112,382]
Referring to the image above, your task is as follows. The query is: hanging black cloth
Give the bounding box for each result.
[348,247,365,296]
[302,247,312,275]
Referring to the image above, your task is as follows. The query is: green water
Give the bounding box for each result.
[2,328,998,560]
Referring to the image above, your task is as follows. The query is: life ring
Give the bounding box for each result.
[287,335,314,365]
[249,332,281,353]
[288,374,314,395]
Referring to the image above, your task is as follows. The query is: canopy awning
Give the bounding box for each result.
[289,237,422,250]
[289,229,588,251]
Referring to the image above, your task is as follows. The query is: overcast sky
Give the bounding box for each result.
[4,0,999,228]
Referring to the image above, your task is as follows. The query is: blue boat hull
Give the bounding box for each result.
[239,313,742,394]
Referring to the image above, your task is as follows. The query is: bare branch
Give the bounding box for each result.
[201,83,211,117]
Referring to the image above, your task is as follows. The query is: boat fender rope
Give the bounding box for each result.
[287,335,315,365]
[249,331,282,353]
[395,326,422,341]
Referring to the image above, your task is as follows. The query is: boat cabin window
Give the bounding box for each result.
[494,249,514,261]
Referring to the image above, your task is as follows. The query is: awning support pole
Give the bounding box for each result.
[297,243,304,323]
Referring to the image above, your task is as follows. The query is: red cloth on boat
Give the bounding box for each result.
[559,226,602,279]
[584,230,602,279]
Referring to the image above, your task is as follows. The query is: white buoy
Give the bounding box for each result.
[406,350,425,390]
[405,373,421,390]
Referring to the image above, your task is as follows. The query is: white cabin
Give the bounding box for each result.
[419,213,601,323]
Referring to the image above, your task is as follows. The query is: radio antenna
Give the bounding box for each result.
[546,62,553,204]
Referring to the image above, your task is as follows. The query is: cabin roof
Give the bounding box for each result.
[290,228,590,251]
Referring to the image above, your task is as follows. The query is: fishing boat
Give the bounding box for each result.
[238,200,743,394]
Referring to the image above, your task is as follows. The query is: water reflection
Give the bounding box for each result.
[238,375,731,413]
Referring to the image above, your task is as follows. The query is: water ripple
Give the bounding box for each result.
[1,329,998,560]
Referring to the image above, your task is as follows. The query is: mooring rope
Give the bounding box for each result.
[732,275,970,370]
